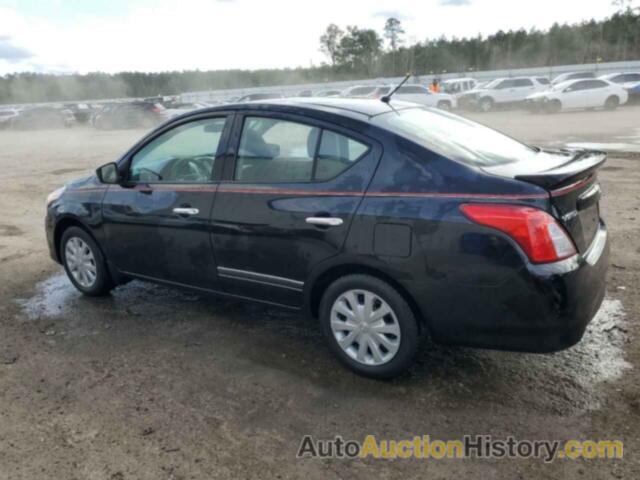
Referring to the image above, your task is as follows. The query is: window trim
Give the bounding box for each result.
[117,112,233,185]
[227,112,372,185]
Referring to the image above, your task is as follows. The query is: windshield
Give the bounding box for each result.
[374,107,537,167]
[482,79,502,90]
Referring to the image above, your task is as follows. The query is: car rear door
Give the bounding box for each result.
[102,114,232,290]
[210,111,382,307]
[512,78,536,101]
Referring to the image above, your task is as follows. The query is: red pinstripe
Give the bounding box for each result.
[67,178,594,200]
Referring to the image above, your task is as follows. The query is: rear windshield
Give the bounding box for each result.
[374,107,537,167]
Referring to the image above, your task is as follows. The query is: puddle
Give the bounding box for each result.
[552,129,640,153]
[16,273,76,320]
[16,272,632,412]
[574,298,631,384]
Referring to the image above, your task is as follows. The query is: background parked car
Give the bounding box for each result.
[314,89,342,97]
[8,106,75,129]
[461,76,549,112]
[93,102,168,129]
[63,103,95,123]
[164,102,211,118]
[441,78,478,95]
[599,71,640,88]
[390,84,457,110]
[236,93,284,102]
[340,85,390,99]
[526,78,628,113]
[0,108,19,129]
[551,71,595,85]
[599,71,640,103]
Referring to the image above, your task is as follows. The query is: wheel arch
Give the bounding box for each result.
[305,262,431,337]
[53,216,101,263]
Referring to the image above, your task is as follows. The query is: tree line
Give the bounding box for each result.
[1,8,639,105]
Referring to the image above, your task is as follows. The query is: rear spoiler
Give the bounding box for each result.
[515,150,606,190]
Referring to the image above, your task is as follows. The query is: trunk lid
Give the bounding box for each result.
[483,149,606,253]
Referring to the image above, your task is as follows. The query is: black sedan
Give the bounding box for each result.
[45,98,609,378]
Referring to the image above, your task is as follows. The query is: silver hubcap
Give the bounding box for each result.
[330,289,401,366]
[64,237,97,288]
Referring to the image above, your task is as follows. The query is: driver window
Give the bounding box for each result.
[129,117,226,183]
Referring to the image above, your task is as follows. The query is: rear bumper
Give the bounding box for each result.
[422,220,609,353]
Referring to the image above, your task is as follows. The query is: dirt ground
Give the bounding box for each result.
[0,106,638,479]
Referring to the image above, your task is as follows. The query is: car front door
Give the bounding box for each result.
[102,115,232,290]
[560,82,586,109]
[493,79,516,103]
[210,112,382,307]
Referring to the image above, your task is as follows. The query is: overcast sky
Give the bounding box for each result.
[0,0,623,75]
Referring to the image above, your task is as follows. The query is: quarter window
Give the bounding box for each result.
[315,131,368,181]
[234,116,368,183]
[129,118,226,183]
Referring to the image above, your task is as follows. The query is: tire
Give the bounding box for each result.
[478,97,494,112]
[319,274,420,379]
[60,226,114,296]
[545,99,562,114]
[436,101,451,111]
[604,96,619,111]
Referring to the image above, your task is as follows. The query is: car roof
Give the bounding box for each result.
[443,78,475,83]
[180,97,420,122]
[554,78,607,89]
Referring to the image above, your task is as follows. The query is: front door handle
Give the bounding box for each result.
[306,217,343,227]
[173,207,199,216]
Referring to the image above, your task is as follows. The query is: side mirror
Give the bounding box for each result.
[96,162,120,184]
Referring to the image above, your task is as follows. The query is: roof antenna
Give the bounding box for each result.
[381,72,412,103]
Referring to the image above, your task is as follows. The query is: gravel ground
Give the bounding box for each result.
[0,107,638,479]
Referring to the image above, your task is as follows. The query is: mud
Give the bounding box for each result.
[0,108,639,479]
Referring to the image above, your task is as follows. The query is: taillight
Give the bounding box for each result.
[460,204,577,264]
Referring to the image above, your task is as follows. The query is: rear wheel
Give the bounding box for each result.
[604,96,619,110]
[319,274,420,379]
[61,227,114,296]
[478,97,494,112]
[437,100,451,111]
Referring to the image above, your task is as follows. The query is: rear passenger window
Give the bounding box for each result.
[315,131,368,181]
[514,79,533,87]
[234,116,368,183]
[236,117,319,182]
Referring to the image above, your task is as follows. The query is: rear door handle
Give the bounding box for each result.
[306,217,343,227]
[173,207,199,216]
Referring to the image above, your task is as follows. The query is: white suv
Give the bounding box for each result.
[391,84,457,110]
[464,77,550,112]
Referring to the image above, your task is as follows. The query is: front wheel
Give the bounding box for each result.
[437,100,451,111]
[545,99,562,114]
[61,226,114,296]
[478,97,494,112]
[319,274,420,379]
